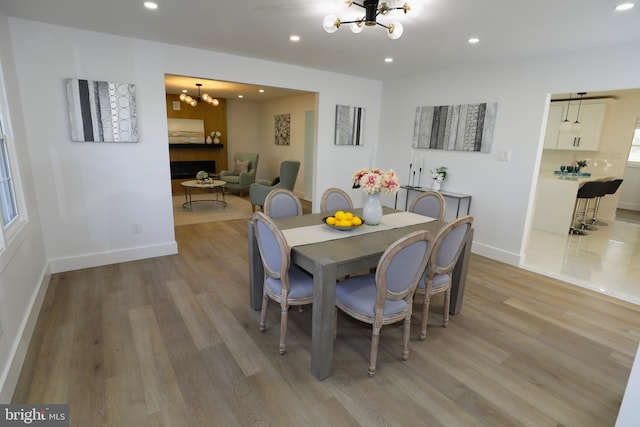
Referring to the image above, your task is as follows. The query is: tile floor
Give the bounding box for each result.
[523,211,640,305]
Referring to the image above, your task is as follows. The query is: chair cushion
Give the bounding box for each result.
[336,274,408,317]
[233,159,250,175]
[265,265,314,299]
[222,175,240,184]
[417,273,450,290]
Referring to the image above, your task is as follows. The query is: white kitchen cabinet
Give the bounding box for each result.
[543,99,611,151]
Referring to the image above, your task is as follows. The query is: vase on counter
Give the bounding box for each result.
[431,180,441,191]
[362,193,382,225]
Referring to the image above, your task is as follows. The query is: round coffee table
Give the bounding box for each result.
[180,180,227,210]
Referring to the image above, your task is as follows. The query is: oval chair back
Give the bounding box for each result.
[264,188,303,218]
[408,191,446,221]
[320,187,354,213]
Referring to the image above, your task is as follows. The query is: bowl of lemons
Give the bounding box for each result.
[323,210,363,230]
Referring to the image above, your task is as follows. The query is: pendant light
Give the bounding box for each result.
[572,92,586,132]
[559,93,574,132]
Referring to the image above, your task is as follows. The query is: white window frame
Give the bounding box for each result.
[627,118,640,169]
[0,65,27,261]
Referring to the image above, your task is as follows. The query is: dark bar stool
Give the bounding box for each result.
[588,179,624,227]
[570,181,608,235]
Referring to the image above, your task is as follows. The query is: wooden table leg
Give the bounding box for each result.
[310,259,337,381]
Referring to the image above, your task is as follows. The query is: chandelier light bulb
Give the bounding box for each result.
[351,21,364,33]
[211,99,220,106]
[179,93,186,101]
[387,22,403,39]
[323,15,340,33]
[190,100,197,107]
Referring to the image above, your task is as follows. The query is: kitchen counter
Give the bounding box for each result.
[531,173,613,236]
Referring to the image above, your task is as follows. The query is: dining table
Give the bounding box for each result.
[247,207,474,380]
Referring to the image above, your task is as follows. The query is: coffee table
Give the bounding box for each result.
[180,179,227,210]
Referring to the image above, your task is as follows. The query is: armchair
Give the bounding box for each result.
[220,153,259,196]
[250,160,300,212]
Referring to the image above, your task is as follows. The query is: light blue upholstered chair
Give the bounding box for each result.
[408,191,446,221]
[220,153,259,196]
[334,230,434,376]
[250,160,300,212]
[320,187,353,214]
[264,188,302,218]
[415,215,473,340]
[253,211,314,355]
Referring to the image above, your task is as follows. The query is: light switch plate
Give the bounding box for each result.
[498,150,511,162]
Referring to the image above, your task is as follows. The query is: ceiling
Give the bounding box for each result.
[1,0,638,83]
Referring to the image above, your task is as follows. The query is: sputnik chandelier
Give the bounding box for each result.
[179,83,219,107]
[323,0,411,40]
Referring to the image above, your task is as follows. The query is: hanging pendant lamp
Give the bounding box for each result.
[559,93,574,132]
[572,92,586,132]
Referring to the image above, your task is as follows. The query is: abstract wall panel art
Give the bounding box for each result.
[335,105,365,146]
[65,78,138,142]
[412,102,497,152]
[274,113,291,145]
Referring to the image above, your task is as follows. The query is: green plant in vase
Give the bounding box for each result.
[576,160,587,173]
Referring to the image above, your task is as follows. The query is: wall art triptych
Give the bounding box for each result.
[412,102,497,153]
[65,78,138,142]
[334,105,365,146]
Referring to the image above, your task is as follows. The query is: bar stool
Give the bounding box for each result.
[570,181,607,235]
[588,179,624,227]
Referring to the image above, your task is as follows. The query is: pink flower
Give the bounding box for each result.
[352,168,400,195]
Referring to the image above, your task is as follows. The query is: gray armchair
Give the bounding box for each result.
[220,153,259,196]
[250,160,300,212]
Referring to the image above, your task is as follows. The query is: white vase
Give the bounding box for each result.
[362,193,383,225]
[431,180,441,191]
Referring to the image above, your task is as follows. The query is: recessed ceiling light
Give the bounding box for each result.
[238,95,244,99]
[384,57,393,63]
[468,37,480,44]
[289,35,301,42]
[143,2,158,10]
[259,89,265,93]
[181,89,187,93]
[615,3,634,11]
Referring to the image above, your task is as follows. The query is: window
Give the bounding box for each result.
[0,106,18,228]
[628,118,640,163]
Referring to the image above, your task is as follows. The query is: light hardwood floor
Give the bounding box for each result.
[12,215,640,426]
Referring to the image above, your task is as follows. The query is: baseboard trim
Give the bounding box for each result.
[618,202,640,212]
[0,265,51,403]
[472,241,521,266]
[48,241,178,274]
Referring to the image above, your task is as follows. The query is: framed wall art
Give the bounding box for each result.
[65,78,138,142]
[167,118,205,144]
[274,113,291,145]
[412,102,497,153]
[335,104,364,146]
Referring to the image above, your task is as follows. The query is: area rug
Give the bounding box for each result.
[173,192,253,226]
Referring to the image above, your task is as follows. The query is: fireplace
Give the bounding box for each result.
[170,160,216,180]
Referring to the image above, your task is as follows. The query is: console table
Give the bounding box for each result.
[395,186,472,218]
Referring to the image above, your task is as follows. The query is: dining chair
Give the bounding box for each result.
[264,188,303,218]
[415,215,474,340]
[320,187,354,213]
[253,211,314,354]
[408,191,446,221]
[334,230,434,376]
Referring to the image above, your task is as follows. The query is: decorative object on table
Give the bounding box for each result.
[211,130,222,144]
[412,102,498,153]
[65,78,138,142]
[205,136,212,144]
[429,166,447,191]
[334,105,365,146]
[352,168,400,225]
[576,159,588,173]
[323,210,363,230]
[274,114,291,145]
[196,170,214,183]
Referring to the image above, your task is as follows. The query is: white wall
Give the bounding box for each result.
[620,166,640,211]
[7,18,382,273]
[0,12,49,402]
[378,42,640,265]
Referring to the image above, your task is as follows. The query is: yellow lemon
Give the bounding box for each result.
[351,216,362,226]
[345,212,354,221]
[338,220,351,227]
[335,211,346,221]
[326,216,336,225]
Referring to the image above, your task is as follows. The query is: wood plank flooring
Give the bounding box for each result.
[12,214,640,426]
